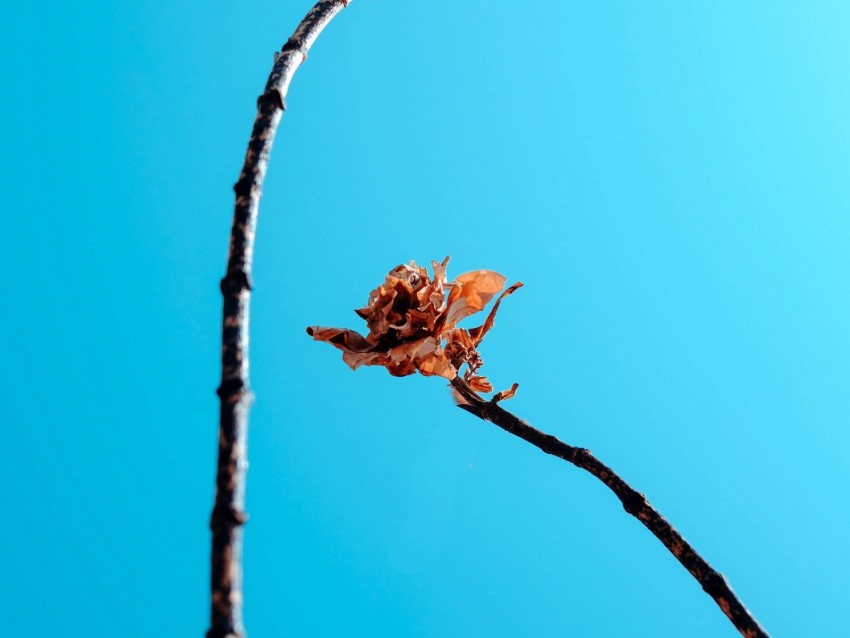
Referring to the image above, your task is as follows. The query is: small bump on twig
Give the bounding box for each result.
[216,377,249,399]
[282,38,309,61]
[257,88,286,111]
[210,505,249,530]
[232,177,252,198]
[220,269,253,295]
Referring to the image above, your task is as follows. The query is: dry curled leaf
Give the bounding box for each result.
[492,383,519,403]
[444,270,507,328]
[307,257,521,392]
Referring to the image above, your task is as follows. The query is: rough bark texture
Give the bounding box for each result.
[208,3,351,638]
[450,378,769,638]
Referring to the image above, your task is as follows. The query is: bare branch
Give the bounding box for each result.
[450,377,770,638]
[214,3,768,635]
[209,3,352,638]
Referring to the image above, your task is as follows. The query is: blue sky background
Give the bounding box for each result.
[2,1,849,636]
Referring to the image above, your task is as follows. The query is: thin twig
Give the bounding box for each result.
[209,3,352,638]
[450,378,769,638]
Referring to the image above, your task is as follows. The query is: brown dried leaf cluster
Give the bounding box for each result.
[307,257,521,394]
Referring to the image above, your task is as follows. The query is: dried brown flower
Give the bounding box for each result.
[307,257,521,394]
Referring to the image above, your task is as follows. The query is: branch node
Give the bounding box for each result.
[621,490,647,516]
[282,38,308,61]
[701,571,730,597]
[220,269,253,295]
[257,88,286,111]
[217,377,249,399]
[232,176,252,198]
[210,505,249,530]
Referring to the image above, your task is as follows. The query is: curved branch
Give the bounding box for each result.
[208,3,352,638]
[450,378,769,638]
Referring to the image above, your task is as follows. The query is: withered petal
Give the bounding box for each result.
[307,326,382,371]
[444,269,507,327]
[415,350,457,379]
[308,258,516,385]
[391,307,437,339]
[306,326,372,352]
[385,337,456,379]
[342,350,388,371]
[467,375,493,393]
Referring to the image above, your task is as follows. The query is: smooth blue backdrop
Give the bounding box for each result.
[2,1,848,636]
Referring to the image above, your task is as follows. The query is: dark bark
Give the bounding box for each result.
[450,378,769,638]
[208,3,352,638]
